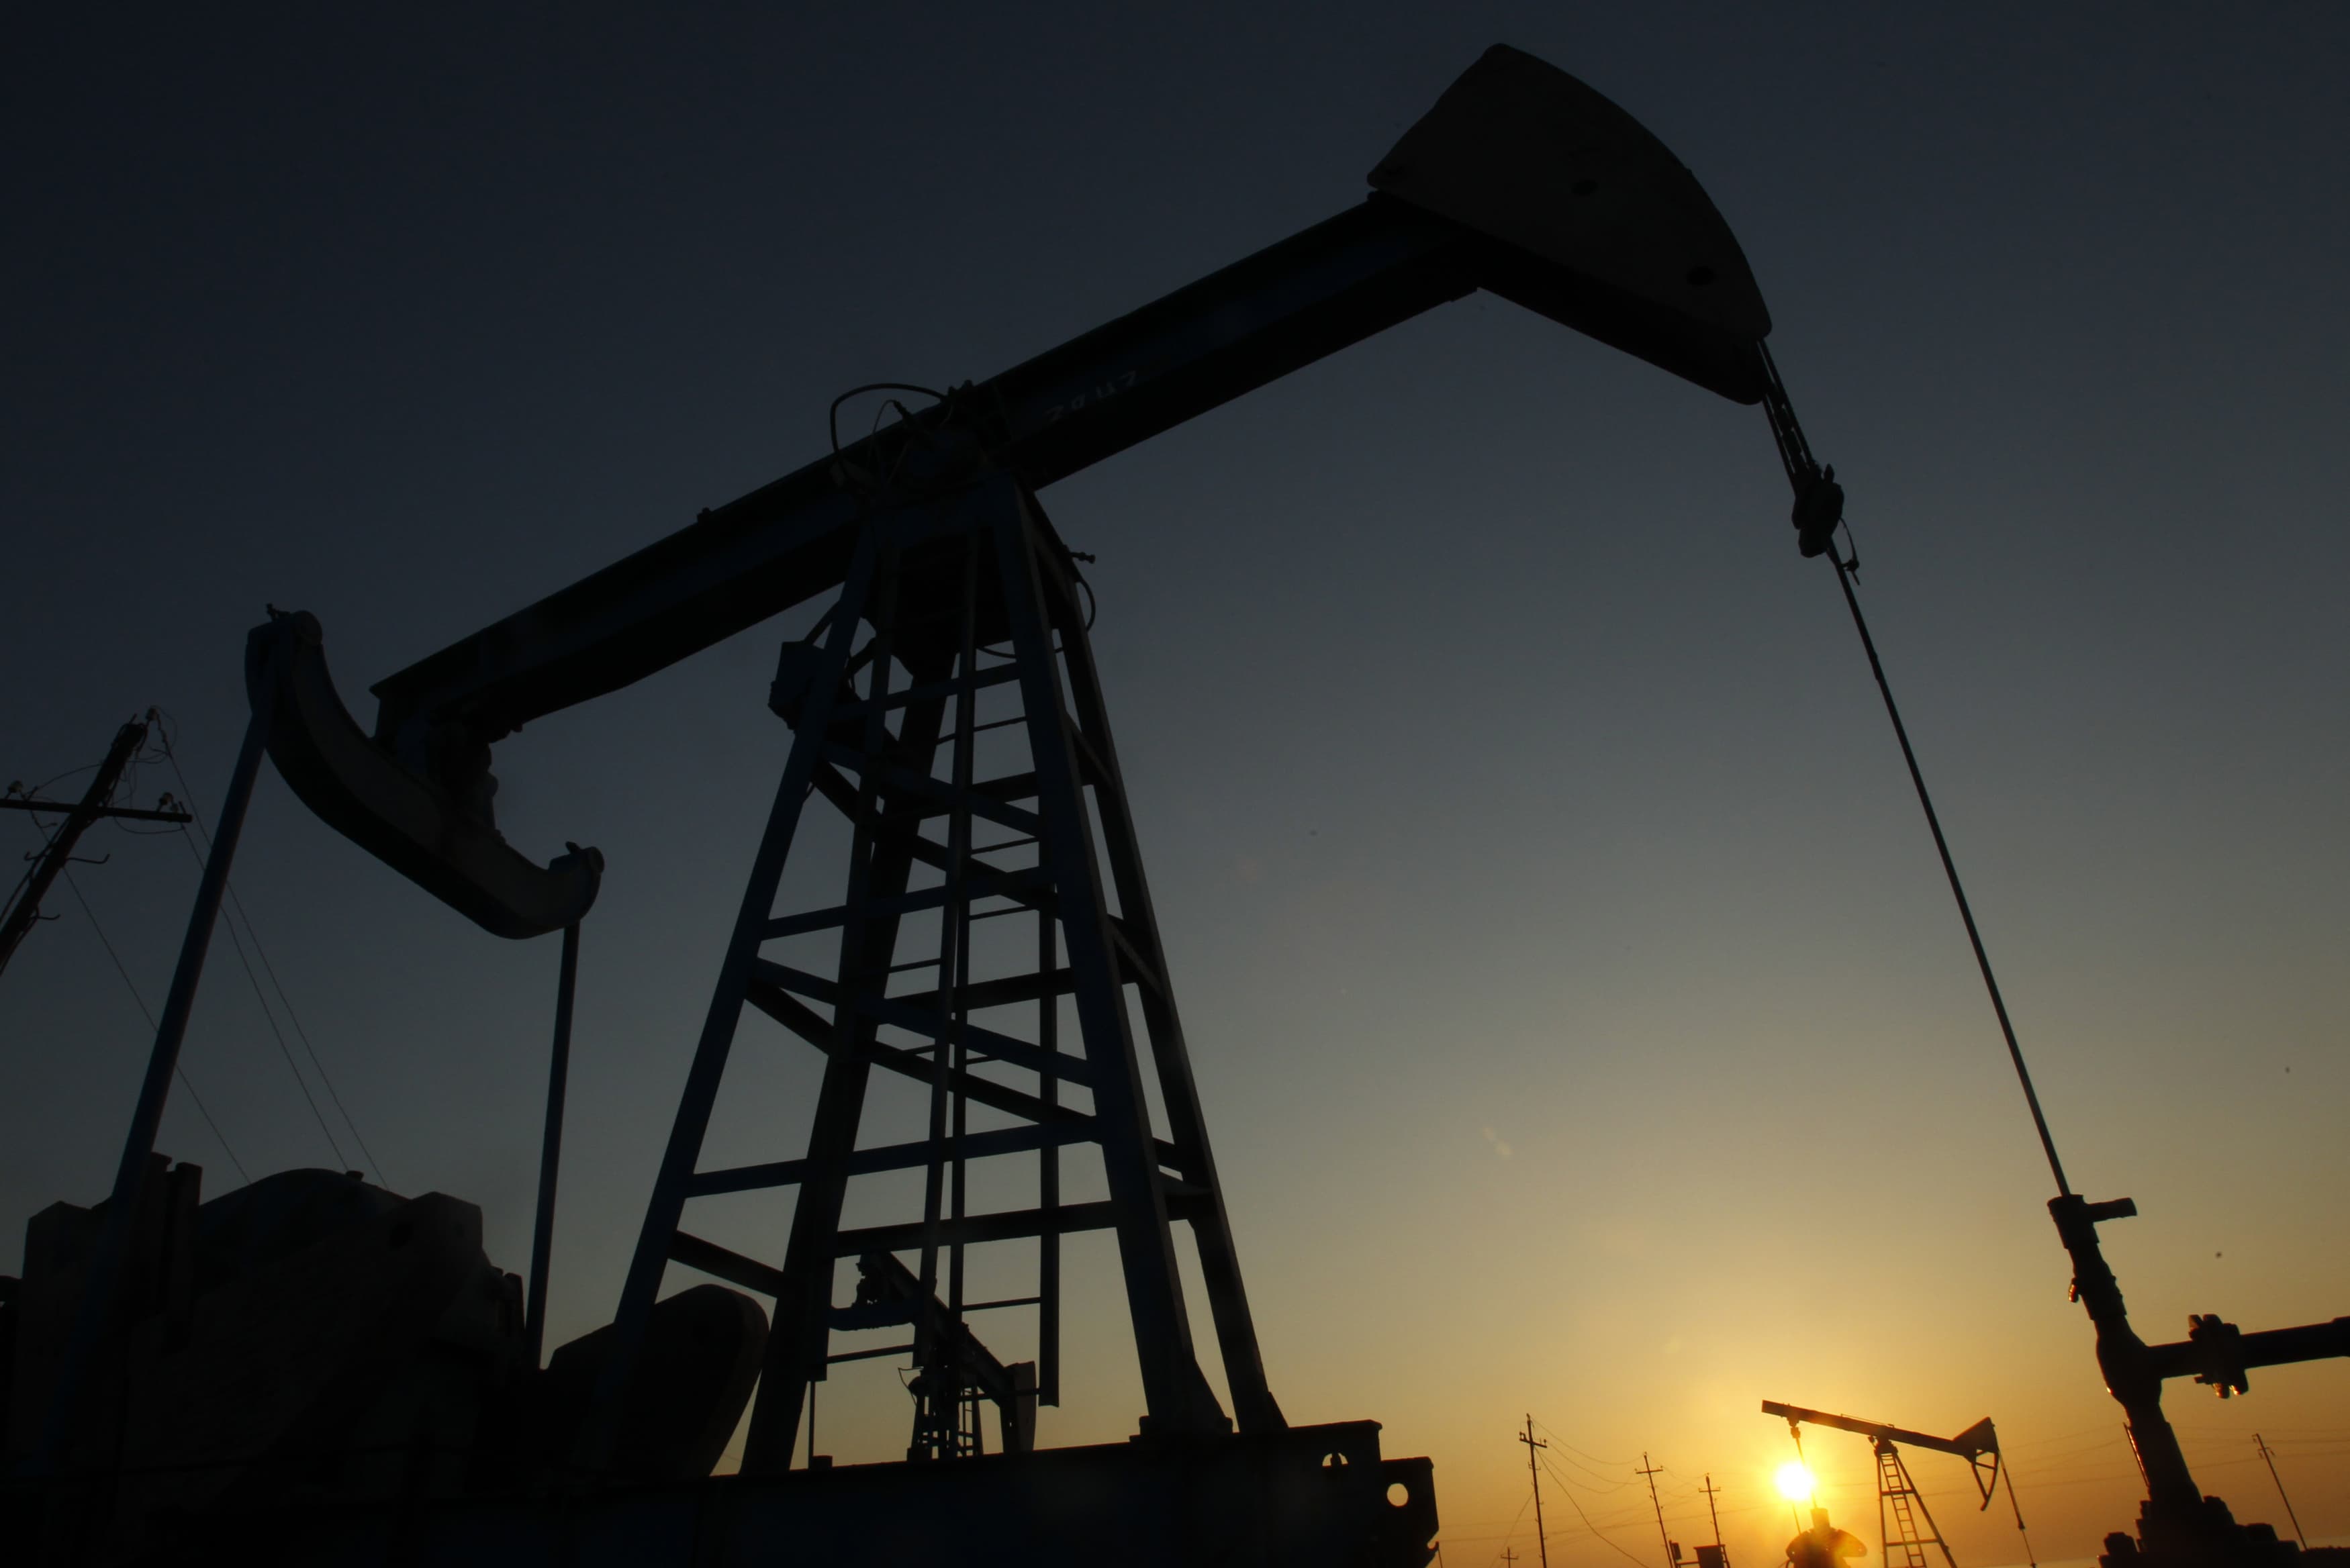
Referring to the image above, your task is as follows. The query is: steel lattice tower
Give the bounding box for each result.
[585,473,1282,1470]
[1873,1439,1957,1568]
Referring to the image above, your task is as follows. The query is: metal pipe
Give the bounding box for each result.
[525,922,580,1368]
[28,622,289,1473]
[2047,1195,2203,1522]
[2239,1318,2350,1368]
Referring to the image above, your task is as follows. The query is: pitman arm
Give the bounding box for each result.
[260,45,1780,937]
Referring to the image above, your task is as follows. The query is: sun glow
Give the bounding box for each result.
[1774,1461,1816,1503]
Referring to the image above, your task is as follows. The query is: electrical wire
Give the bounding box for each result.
[828,381,947,461]
[55,865,249,1184]
[1542,1451,1639,1492]
[170,825,350,1171]
[152,711,389,1187]
[104,732,191,837]
[21,761,99,795]
[218,873,385,1184]
[1480,1487,1533,1567]
[1532,1457,1645,1523]
[1532,1420,1632,1470]
[1536,1453,1657,1566]
[2,761,108,915]
[8,779,252,1183]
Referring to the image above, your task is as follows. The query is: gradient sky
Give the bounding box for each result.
[6,5,2347,1563]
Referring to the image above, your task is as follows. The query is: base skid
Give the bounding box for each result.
[197,1420,1436,1568]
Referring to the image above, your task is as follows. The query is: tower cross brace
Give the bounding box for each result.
[581,473,1283,1471]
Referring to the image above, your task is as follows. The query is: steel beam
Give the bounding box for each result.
[600,473,1284,1478]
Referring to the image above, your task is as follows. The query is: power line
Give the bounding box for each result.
[220,864,386,1184]
[54,861,249,1185]
[1533,1421,1632,1469]
[1535,1459,1651,1523]
[1,722,156,975]
[176,826,348,1169]
[1540,1442,1640,1491]
[9,717,375,1181]
[1478,1485,1535,1568]
[154,714,388,1187]
[1536,1454,1657,1567]
[7,748,250,1185]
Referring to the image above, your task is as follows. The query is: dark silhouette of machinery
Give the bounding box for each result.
[1785,1509,1869,1568]
[3,44,1833,1567]
[2042,1196,2350,1568]
[1762,1402,2013,1568]
[7,32,2343,1568]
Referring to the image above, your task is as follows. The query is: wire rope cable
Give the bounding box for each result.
[1536,1452,1655,1566]
[1820,539,2073,1197]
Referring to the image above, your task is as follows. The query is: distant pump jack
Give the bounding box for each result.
[1763,1402,2015,1568]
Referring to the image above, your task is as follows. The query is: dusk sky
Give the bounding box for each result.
[5,5,2347,1563]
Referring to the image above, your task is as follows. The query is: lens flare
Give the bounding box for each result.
[1775,1460,1816,1503]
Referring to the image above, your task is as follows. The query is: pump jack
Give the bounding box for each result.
[1762,1402,2012,1568]
[9,35,2345,1568]
[9,45,1840,1567]
[248,43,1808,1504]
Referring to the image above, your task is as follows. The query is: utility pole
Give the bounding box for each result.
[1501,1549,1519,1567]
[1700,1473,1730,1566]
[1,719,191,980]
[1519,1416,1552,1568]
[1639,1452,1678,1568]
[2253,1434,2306,1549]
[33,628,291,1473]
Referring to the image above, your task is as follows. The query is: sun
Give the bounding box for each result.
[1775,1461,1816,1503]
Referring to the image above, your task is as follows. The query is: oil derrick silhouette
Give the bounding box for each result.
[594,473,1281,1468]
[1871,1438,1954,1568]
